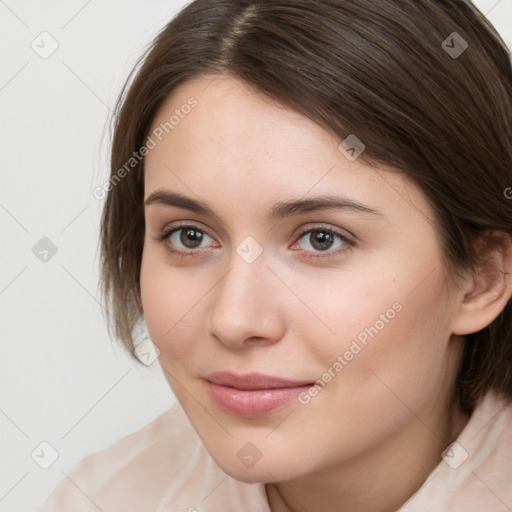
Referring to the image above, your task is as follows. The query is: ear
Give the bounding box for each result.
[452,231,512,336]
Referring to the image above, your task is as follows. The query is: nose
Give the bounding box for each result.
[208,248,286,349]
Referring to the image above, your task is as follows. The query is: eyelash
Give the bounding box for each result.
[153,223,355,260]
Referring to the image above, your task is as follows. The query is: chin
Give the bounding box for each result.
[209,449,303,484]
[228,469,269,484]
[227,465,290,484]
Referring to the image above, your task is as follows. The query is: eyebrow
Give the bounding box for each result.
[144,190,384,221]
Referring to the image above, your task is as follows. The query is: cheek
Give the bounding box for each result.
[292,256,454,408]
[302,272,454,425]
[140,251,213,367]
[140,254,227,416]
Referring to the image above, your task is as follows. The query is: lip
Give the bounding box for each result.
[204,371,314,418]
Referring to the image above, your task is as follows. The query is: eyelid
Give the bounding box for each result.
[155,220,215,241]
[293,223,355,244]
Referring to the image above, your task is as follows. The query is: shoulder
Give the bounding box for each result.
[40,404,192,511]
[399,391,512,512]
[41,403,268,512]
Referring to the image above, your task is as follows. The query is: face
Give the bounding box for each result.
[140,74,465,483]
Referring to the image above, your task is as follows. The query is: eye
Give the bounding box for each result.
[291,226,354,259]
[154,223,354,260]
[154,225,217,256]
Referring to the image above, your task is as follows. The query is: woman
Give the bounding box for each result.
[42,0,512,510]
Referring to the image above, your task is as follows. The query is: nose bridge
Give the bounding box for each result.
[208,246,283,346]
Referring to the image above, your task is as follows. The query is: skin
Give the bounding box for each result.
[139,74,511,512]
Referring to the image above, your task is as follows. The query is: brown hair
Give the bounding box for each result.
[99,0,512,415]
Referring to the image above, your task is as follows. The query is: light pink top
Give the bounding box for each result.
[41,391,512,511]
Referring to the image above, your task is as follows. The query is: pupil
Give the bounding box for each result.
[181,228,203,248]
[311,231,333,251]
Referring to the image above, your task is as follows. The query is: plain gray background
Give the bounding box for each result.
[1,1,511,510]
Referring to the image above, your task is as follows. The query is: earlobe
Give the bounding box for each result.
[451,231,512,336]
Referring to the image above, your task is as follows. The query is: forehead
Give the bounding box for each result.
[143,75,433,227]
[146,74,339,171]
